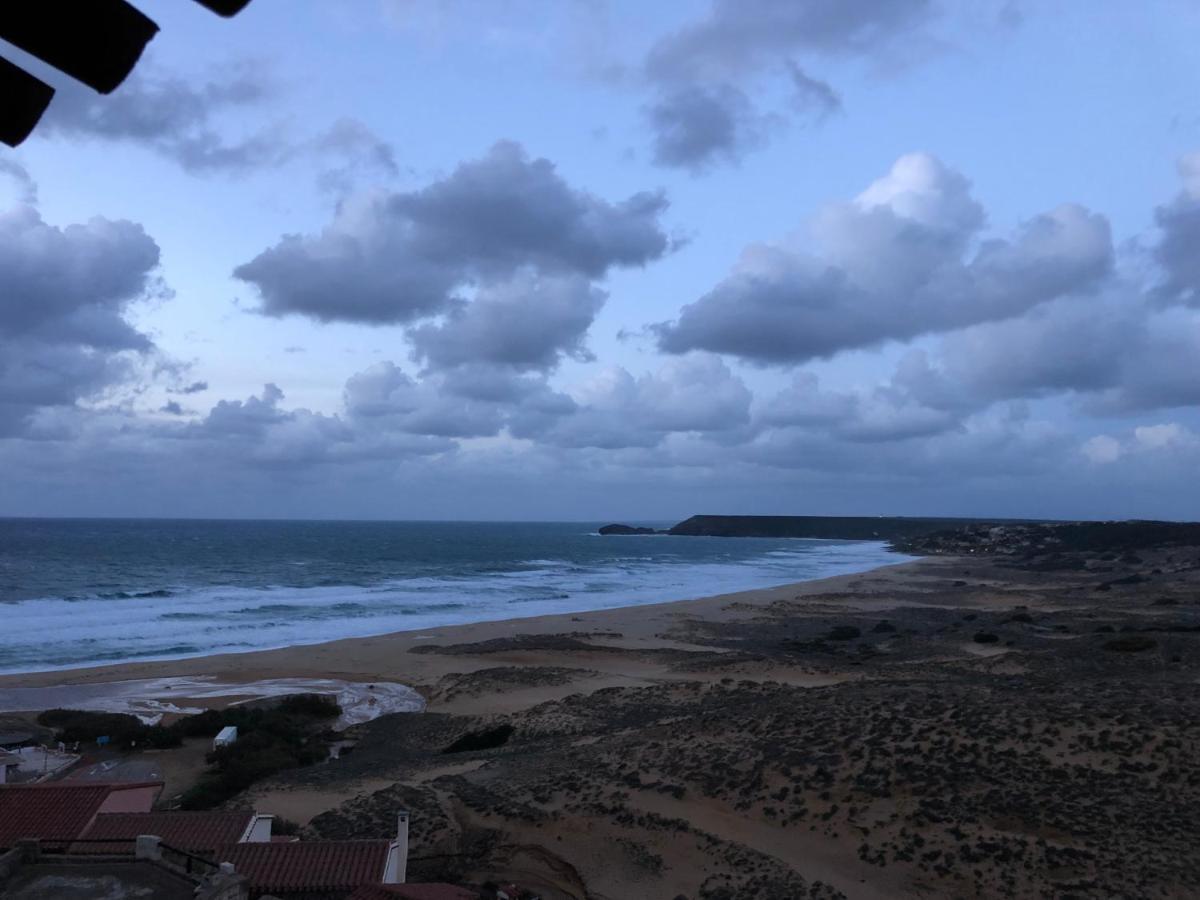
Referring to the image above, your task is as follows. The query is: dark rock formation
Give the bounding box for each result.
[598,524,663,535]
[665,515,1014,541]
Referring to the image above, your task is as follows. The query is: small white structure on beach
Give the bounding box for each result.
[213,725,238,751]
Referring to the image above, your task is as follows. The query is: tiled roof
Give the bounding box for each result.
[216,840,391,893]
[350,885,479,900]
[78,810,255,855]
[0,783,118,848]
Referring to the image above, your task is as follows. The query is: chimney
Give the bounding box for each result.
[395,810,409,884]
[134,835,162,861]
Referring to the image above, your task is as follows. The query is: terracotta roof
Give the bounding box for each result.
[216,840,391,894]
[78,810,256,855]
[0,783,145,848]
[350,885,478,900]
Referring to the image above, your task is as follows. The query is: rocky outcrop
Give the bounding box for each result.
[597,524,663,535]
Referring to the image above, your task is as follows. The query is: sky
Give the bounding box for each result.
[1,0,1199,522]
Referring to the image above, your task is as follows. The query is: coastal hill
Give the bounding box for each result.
[600,514,1032,540]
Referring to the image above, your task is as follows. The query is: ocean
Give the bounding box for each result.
[0,518,908,674]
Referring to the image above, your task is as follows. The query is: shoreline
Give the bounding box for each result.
[0,555,924,693]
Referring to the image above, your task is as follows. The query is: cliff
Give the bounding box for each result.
[664,514,1004,541]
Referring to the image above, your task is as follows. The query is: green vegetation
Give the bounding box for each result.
[176,693,341,810]
[36,709,181,749]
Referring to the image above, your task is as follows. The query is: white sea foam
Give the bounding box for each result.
[0,540,909,673]
[0,677,425,726]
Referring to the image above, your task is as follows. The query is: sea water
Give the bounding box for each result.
[0,518,909,673]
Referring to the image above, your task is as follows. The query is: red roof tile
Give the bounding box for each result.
[350,885,478,900]
[0,783,121,848]
[78,810,256,855]
[216,840,392,894]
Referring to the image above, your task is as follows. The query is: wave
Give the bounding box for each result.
[0,540,911,674]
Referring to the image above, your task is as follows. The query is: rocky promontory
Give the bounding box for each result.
[597,523,663,535]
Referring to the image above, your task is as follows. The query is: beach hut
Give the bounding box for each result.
[213,726,238,751]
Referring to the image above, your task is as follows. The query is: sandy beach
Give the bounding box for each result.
[5,535,1200,898]
[0,557,925,700]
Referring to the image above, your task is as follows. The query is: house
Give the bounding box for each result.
[0,751,19,784]
[216,839,399,900]
[0,782,162,850]
[214,725,238,751]
[77,809,274,856]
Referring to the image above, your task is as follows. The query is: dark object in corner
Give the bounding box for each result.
[0,57,54,146]
[0,1,159,94]
[0,0,254,147]
[193,0,254,15]
[442,723,515,754]
[598,524,662,535]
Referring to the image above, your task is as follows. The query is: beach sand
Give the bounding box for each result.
[5,548,1200,898]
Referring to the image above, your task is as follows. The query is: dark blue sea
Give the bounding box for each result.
[0,519,907,673]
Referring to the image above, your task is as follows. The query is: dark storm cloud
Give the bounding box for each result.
[646,84,768,172]
[234,141,670,328]
[408,273,606,372]
[655,154,1113,363]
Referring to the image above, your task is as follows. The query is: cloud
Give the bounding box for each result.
[520,355,752,449]
[1151,153,1200,307]
[0,196,162,435]
[646,0,935,84]
[888,291,1200,417]
[646,84,770,172]
[787,63,842,119]
[640,0,936,169]
[40,62,398,185]
[0,159,37,205]
[408,272,606,372]
[235,142,670,365]
[655,153,1112,363]
[759,370,959,443]
[40,62,283,174]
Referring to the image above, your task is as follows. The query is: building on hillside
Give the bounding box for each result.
[77,809,274,856]
[0,781,161,850]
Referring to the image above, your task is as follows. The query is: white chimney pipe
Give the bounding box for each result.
[394,810,409,884]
